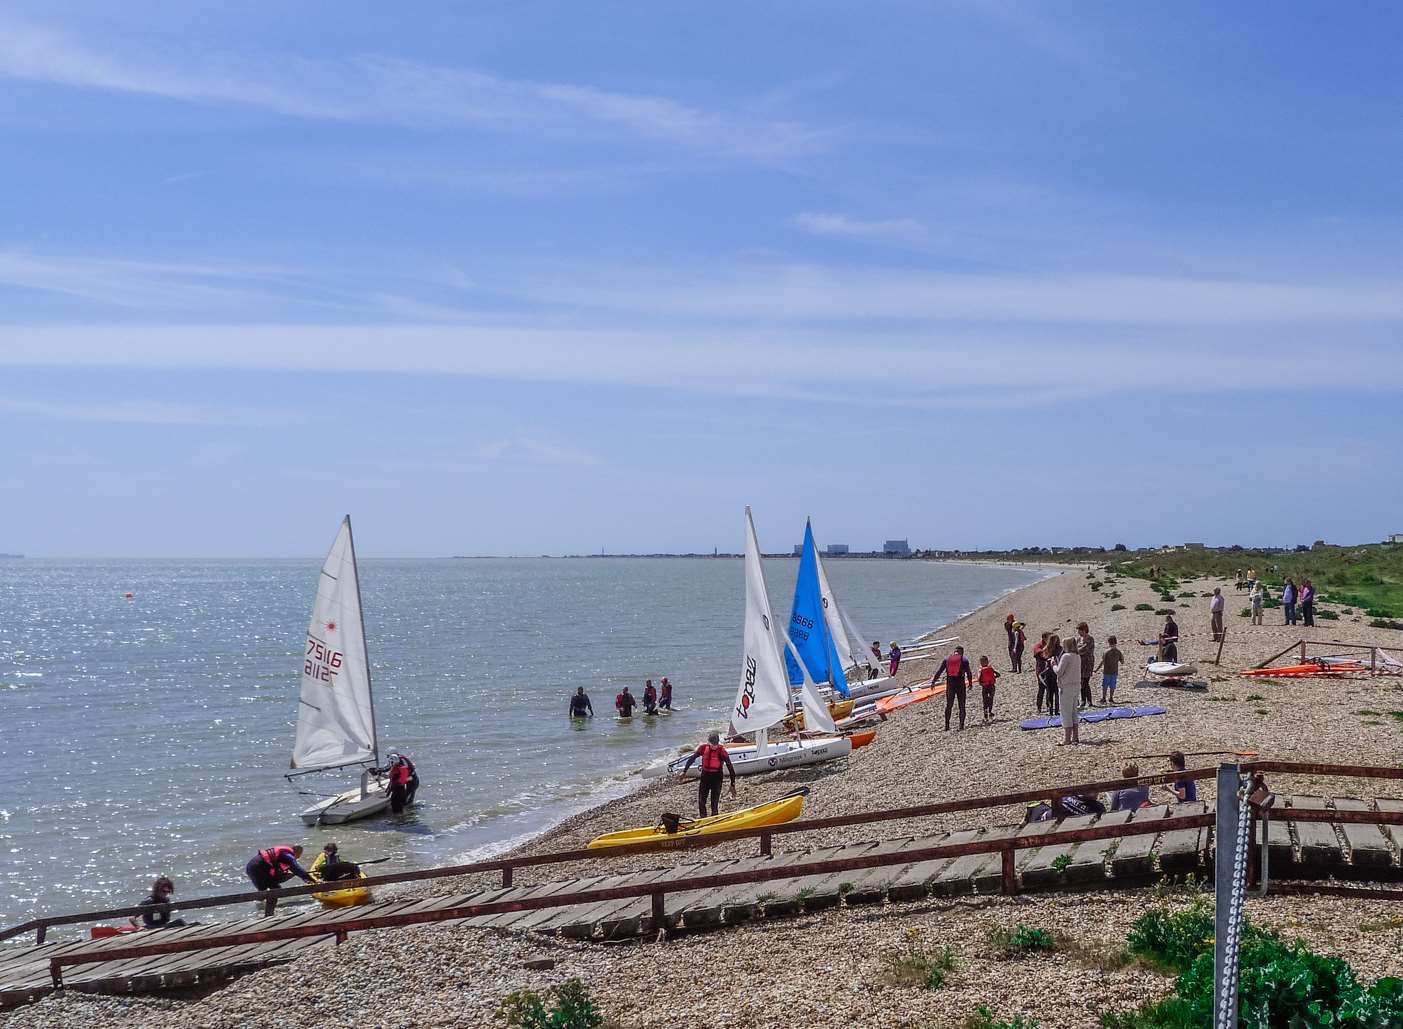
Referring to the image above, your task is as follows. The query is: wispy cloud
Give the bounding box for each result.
[791,212,926,242]
[477,437,601,467]
[0,395,264,426]
[0,19,824,160]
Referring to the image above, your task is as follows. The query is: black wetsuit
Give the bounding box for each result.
[944,657,971,730]
[569,694,593,717]
[137,893,186,929]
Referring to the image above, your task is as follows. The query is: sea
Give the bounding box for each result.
[0,557,1045,929]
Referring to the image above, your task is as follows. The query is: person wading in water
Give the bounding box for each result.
[569,687,594,717]
[678,731,737,817]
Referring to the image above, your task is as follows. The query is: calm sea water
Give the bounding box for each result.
[0,557,1042,928]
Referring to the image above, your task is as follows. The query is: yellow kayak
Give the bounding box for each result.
[586,787,809,850]
[311,870,373,908]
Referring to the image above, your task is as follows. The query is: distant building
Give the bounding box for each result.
[793,544,804,556]
[1183,542,1206,550]
[826,544,849,555]
[1388,533,1403,544]
[883,539,911,555]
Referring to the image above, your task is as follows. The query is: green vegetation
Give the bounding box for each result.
[965,1005,1041,1029]
[1155,608,1176,616]
[988,923,1055,957]
[1372,618,1403,631]
[497,979,604,1029]
[1246,694,1265,701]
[1135,603,1154,611]
[1051,853,1072,872]
[881,932,958,989]
[1111,604,1127,611]
[1105,902,1403,1028]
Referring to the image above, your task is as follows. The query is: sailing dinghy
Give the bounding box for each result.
[289,516,397,826]
[809,527,896,701]
[671,508,851,778]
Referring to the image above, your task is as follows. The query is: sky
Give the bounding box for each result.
[1,2,1402,557]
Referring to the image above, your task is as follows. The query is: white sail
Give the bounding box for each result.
[729,508,798,737]
[292,516,378,770]
[784,633,838,734]
[814,544,861,671]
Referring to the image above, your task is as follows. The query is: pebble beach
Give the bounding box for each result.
[9,566,1403,1029]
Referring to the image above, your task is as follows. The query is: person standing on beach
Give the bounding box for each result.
[1095,635,1124,705]
[1010,621,1026,673]
[1160,614,1180,663]
[1052,637,1080,745]
[1300,579,1317,627]
[888,641,902,677]
[1249,582,1265,625]
[678,731,736,817]
[871,640,883,664]
[1209,588,1225,642]
[1033,632,1054,714]
[1282,578,1298,625]
[977,656,999,722]
[1075,623,1095,707]
[1004,614,1016,667]
[942,646,972,731]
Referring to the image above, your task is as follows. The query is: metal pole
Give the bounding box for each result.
[1213,763,1247,1029]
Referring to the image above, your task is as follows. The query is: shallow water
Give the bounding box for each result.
[0,556,1042,927]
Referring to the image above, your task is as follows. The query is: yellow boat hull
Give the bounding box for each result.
[787,699,854,730]
[586,788,809,850]
[311,871,372,908]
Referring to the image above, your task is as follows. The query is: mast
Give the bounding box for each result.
[345,514,379,768]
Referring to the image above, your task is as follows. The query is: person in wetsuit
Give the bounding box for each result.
[658,678,673,710]
[129,876,189,929]
[942,646,972,731]
[246,845,312,893]
[679,731,737,817]
[615,686,638,717]
[569,687,594,718]
[642,679,659,714]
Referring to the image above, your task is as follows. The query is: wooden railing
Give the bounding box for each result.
[7,760,1401,949]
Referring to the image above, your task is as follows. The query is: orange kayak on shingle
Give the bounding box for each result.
[846,728,878,749]
[874,684,946,715]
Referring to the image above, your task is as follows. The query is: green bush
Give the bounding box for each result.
[988,923,1055,956]
[1135,603,1154,611]
[1239,607,1251,618]
[1111,604,1127,611]
[1370,618,1403,631]
[497,979,603,1029]
[1114,904,1403,1029]
[1319,609,1340,620]
[1155,608,1176,616]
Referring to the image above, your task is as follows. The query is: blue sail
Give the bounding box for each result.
[783,520,851,697]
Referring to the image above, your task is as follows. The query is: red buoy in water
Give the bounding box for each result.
[124,592,134,599]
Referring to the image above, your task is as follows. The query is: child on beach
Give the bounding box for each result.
[977,656,1000,721]
[1094,635,1124,705]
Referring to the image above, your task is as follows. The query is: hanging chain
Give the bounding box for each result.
[1215,774,1253,1027]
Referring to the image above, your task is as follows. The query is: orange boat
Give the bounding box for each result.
[846,728,878,749]
[874,684,946,715]
[1242,662,1367,677]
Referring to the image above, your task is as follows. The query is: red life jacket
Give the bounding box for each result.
[946,653,964,678]
[699,743,726,772]
[388,762,412,787]
[979,666,997,686]
[259,846,296,873]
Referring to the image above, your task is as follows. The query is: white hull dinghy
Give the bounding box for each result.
[1148,660,1198,678]
[287,516,408,826]
[671,733,852,778]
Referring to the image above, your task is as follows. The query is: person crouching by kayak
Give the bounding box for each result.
[888,641,902,677]
[310,842,361,882]
[616,686,638,717]
[246,845,312,893]
[658,678,673,710]
[679,731,737,817]
[569,687,594,718]
[642,679,659,714]
[128,876,189,930]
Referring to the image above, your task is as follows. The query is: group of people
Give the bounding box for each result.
[1234,569,1318,627]
[594,677,675,718]
[1016,616,1126,746]
[1024,752,1199,823]
[127,840,367,930]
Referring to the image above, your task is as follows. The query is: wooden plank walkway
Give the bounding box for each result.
[5,793,1401,1009]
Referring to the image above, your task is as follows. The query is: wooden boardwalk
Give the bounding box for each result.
[4,794,1401,1009]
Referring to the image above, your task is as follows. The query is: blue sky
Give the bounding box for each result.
[1,2,1401,556]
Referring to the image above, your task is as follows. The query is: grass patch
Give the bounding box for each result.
[1111,603,1126,611]
[1371,618,1403,630]
[1155,608,1176,616]
[965,1006,1041,1029]
[987,923,1055,957]
[1255,708,1270,715]
[1246,694,1266,701]
[1320,609,1340,620]
[1135,603,1154,611]
[1389,711,1403,723]
[1355,709,1383,716]
[498,979,604,1029]
[881,931,958,990]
